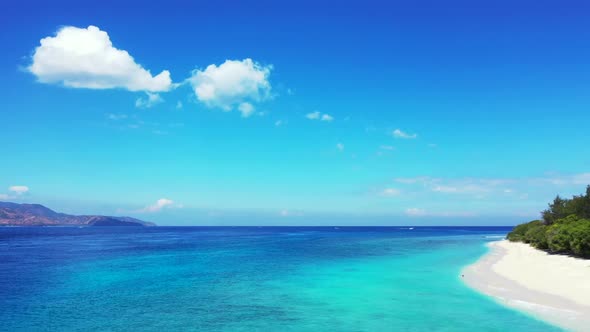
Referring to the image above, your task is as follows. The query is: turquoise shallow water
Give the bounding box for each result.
[0,227,562,331]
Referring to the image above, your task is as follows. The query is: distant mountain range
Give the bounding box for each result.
[0,201,155,227]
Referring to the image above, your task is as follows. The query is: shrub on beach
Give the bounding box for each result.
[507,220,542,242]
[507,185,590,259]
[524,223,548,249]
[569,219,590,258]
[546,223,572,253]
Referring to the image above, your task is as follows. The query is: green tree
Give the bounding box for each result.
[542,195,568,225]
[579,185,590,219]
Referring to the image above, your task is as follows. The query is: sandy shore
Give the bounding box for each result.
[462,240,590,331]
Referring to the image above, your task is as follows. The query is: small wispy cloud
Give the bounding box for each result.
[176,101,183,109]
[394,177,431,184]
[279,209,304,217]
[405,208,475,217]
[394,177,502,195]
[380,145,395,151]
[392,173,590,200]
[238,102,255,118]
[392,129,417,139]
[306,111,320,120]
[336,143,345,151]
[138,198,179,213]
[0,185,30,201]
[107,113,128,121]
[432,184,489,194]
[381,188,401,196]
[306,111,334,122]
[275,120,285,127]
[135,92,163,108]
[542,173,590,186]
[152,130,168,136]
[321,114,334,122]
[9,186,29,194]
[405,208,427,216]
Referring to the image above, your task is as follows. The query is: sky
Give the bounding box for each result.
[1,0,589,226]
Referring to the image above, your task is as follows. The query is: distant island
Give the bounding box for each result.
[0,201,155,227]
[507,185,590,258]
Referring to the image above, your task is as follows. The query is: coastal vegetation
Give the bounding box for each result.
[507,186,590,258]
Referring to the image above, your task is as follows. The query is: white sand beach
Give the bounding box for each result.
[462,240,590,331]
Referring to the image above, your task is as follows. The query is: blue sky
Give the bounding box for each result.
[1,0,589,225]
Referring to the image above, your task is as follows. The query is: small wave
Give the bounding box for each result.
[484,235,505,239]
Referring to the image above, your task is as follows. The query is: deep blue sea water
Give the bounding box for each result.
[0,226,562,331]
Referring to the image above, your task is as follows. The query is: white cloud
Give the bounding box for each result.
[394,177,431,184]
[321,114,334,122]
[394,177,497,195]
[139,198,176,213]
[29,25,173,92]
[1,186,30,200]
[135,92,163,108]
[107,113,127,120]
[543,173,590,185]
[238,102,255,118]
[393,129,417,139]
[382,188,401,196]
[405,208,427,216]
[431,185,459,193]
[275,120,284,127]
[571,173,590,184]
[393,173,590,199]
[189,58,272,112]
[176,101,183,109]
[279,209,304,217]
[9,186,29,194]
[380,145,395,151]
[428,143,437,148]
[336,143,345,151]
[405,207,475,217]
[306,111,334,122]
[306,111,320,120]
[431,184,488,194]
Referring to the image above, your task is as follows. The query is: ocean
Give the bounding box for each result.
[0,226,561,331]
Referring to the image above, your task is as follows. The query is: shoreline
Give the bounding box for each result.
[462,240,590,331]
